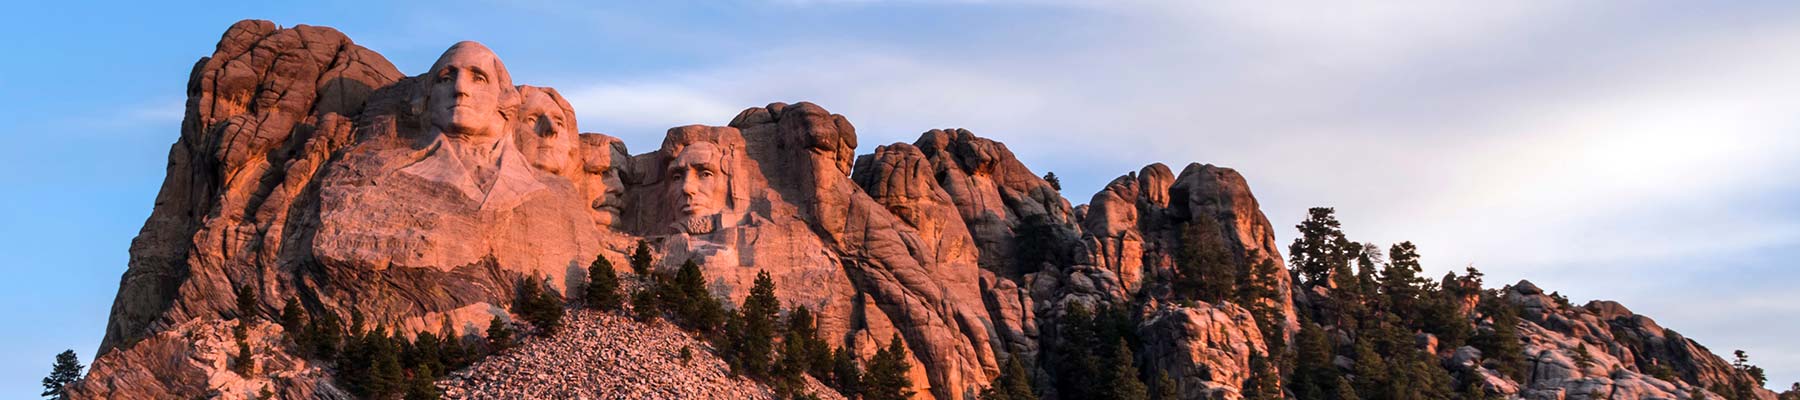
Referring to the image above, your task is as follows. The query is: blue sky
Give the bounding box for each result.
[3,0,1797,395]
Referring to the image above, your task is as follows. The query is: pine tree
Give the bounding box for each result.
[1242,351,1282,400]
[586,253,624,311]
[631,286,661,323]
[863,334,916,400]
[1292,320,1338,400]
[1100,339,1148,400]
[1334,376,1362,400]
[630,240,654,276]
[440,318,468,370]
[784,306,833,380]
[1382,241,1428,325]
[1176,215,1238,303]
[485,316,514,350]
[1043,172,1061,191]
[514,276,564,334]
[1289,207,1353,287]
[1351,336,1389,399]
[404,363,440,400]
[672,259,725,331]
[1151,370,1177,400]
[1052,303,1102,400]
[831,347,863,397]
[368,328,405,399]
[306,309,344,361]
[412,331,445,380]
[980,353,1037,400]
[280,300,306,336]
[1574,344,1595,370]
[728,271,781,377]
[1471,296,1526,381]
[236,284,260,320]
[41,350,82,400]
[233,340,254,376]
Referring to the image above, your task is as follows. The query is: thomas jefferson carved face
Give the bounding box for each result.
[669,142,727,218]
[514,88,576,174]
[426,42,513,145]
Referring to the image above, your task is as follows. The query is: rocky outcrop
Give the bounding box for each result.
[1138,303,1268,400]
[101,19,403,355]
[82,19,1779,400]
[72,319,346,399]
[1466,281,1779,400]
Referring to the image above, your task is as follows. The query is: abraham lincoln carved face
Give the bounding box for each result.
[669,141,727,219]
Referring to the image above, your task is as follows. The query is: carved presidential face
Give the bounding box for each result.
[580,134,628,227]
[515,88,577,174]
[668,141,727,218]
[426,42,512,144]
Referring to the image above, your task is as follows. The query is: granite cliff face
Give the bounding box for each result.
[77,20,1776,400]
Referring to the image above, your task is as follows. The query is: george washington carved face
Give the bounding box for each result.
[514,87,577,174]
[425,41,514,148]
[669,141,727,219]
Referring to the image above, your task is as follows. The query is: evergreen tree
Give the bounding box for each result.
[368,328,405,399]
[485,316,514,350]
[440,318,469,370]
[1100,339,1148,400]
[586,253,624,311]
[514,276,564,334]
[1471,295,1526,381]
[728,271,781,377]
[1334,376,1362,400]
[412,331,445,380]
[1242,351,1282,400]
[1419,280,1472,349]
[1240,257,1289,365]
[672,259,725,331]
[1574,345,1595,369]
[863,334,916,400]
[1043,172,1061,191]
[1289,207,1353,287]
[1381,241,1428,325]
[980,353,1037,400]
[1292,320,1338,400]
[233,340,254,376]
[784,306,834,380]
[631,286,661,323]
[306,310,344,361]
[1351,337,1389,399]
[630,240,654,276]
[236,284,260,320]
[1152,370,1178,400]
[404,363,440,400]
[1052,303,1102,400]
[1731,350,1766,400]
[1176,215,1238,303]
[831,347,863,397]
[280,300,306,336]
[41,350,82,400]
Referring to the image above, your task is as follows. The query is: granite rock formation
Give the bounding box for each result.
[78,19,1779,400]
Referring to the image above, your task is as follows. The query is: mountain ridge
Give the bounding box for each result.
[71,19,1779,400]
